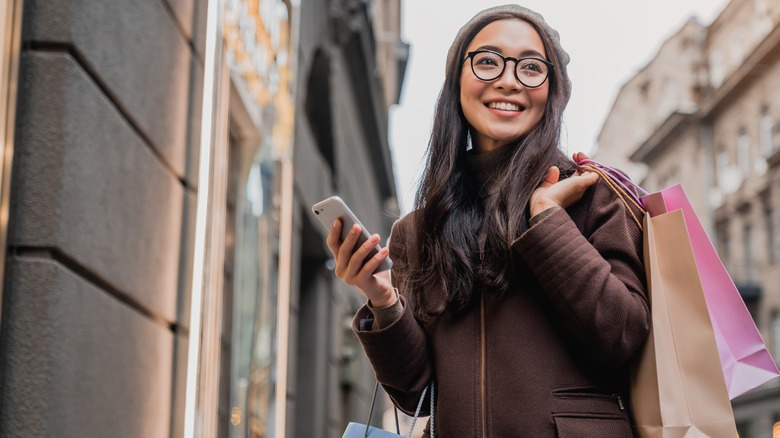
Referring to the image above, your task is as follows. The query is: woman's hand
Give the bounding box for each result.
[529,152,599,218]
[326,219,397,307]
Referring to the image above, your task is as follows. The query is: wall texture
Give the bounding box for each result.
[1,0,204,436]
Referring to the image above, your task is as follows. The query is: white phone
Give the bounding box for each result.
[312,196,393,273]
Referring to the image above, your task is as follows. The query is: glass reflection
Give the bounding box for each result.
[231,151,279,438]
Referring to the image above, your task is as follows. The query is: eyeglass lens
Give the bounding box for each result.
[471,51,548,87]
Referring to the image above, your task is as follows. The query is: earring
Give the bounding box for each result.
[466,129,473,151]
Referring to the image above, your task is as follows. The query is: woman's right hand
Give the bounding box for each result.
[326,219,397,308]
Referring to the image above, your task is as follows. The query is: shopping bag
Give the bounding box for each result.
[579,158,780,398]
[342,381,434,438]
[342,423,403,438]
[642,185,780,399]
[631,210,737,437]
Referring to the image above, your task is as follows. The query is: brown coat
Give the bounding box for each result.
[353,178,649,437]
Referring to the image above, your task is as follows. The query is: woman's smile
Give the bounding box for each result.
[484,99,527,114]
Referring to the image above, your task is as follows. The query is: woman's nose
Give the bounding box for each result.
[494,61,522,90]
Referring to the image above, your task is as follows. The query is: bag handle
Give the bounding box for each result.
[577,159,649,202]
[363,381,435,437]
[577,159,646,230]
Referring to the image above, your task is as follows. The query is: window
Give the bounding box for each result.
[738,130,751,180]
[719,223,730,262]
[716,146,729,189]
[761,108,774,155]
[772,311,780,365]
[775,123,780,152]
[767,207,776,264]
[305,49,335,174]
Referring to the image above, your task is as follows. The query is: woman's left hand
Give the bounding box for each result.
[529,152,599,218]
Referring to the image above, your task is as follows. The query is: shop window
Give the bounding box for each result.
[229,155,280,438]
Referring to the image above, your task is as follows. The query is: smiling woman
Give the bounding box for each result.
[326,4,649,437]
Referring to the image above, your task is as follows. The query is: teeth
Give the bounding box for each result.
[488,102,522,111]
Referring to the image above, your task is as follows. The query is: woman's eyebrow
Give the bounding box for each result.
[472,45,547,59]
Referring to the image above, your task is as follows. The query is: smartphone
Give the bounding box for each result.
[312,196,393,273]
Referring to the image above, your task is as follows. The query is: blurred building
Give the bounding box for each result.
[0,0,406,437]
[596,0,780,435]
[291,0,407,436]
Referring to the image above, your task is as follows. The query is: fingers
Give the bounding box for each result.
[335,224,361,275]
[355,245,390,282]
[541,166,560,187]
[559,171,600,204]
[325,219,342,257]
[332,224,389,284]
[580,170,599,185]
[344,233,382,279]
[572,152,591,164]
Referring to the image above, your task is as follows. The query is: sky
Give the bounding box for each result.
[389,0,729,214]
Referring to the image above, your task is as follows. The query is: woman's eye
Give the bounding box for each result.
[519,61,543,73]
[476,57,499,66]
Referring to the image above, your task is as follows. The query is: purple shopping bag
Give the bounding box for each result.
[641,184,780,399]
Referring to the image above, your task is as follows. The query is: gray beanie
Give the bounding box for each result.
[446,5,571,104]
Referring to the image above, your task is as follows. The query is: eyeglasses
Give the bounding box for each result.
[464,50,553,88]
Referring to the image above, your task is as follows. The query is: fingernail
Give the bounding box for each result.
[370,235,379,243]
[333,220,339,228]
[380,248,389,255]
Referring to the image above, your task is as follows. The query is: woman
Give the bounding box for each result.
[327,5,649,437]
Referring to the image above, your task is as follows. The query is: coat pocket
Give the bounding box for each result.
[551,385,626,415]
[553,413,633,438]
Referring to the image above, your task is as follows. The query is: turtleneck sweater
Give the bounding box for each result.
[470,143,516,200]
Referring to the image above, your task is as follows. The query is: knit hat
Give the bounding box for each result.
[446,5,571,104]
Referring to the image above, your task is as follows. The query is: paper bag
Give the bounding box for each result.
[642,185,780,399]
[631,210,737,437]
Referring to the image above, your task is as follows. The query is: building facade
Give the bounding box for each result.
[0,0,406,437]
[596,0,780,436]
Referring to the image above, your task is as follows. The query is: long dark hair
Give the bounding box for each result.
[407,12,576,320]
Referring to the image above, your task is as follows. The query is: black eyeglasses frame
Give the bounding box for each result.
[463,50,554,88]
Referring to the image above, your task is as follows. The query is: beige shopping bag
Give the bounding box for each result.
[631,210,737,438]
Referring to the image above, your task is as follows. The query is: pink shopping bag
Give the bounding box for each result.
[641,185,780,399]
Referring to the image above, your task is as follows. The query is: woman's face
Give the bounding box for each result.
[460,19,550,153]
